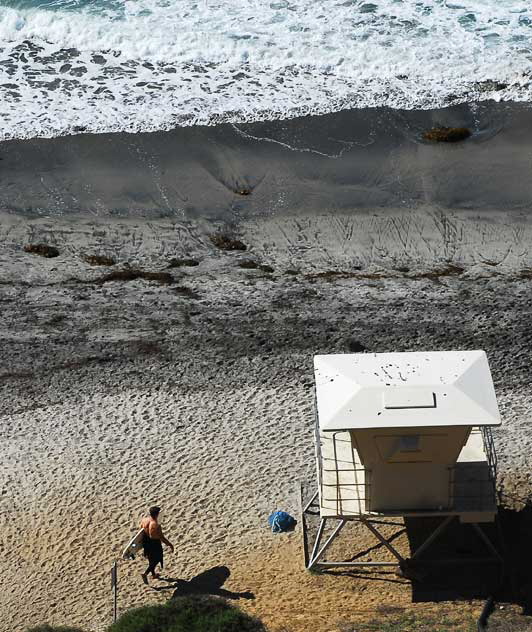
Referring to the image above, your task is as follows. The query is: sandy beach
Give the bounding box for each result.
[3,0,532,625]
[2,198,532,630]
[2,101,532,631]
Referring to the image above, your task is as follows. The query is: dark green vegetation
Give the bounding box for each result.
[107,596,265,632]
[25,597,265,632]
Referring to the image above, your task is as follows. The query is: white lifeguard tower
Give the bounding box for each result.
[301,350,502,572]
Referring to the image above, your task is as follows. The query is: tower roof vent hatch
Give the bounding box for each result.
[384,389,436,409]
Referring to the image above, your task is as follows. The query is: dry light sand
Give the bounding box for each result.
[1,211,532,632]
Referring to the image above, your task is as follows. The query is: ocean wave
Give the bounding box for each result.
[1,0,532,139]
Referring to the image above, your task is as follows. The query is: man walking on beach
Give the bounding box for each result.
[140,505,174,584]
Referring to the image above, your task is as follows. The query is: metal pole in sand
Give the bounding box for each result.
[111,561,118,623]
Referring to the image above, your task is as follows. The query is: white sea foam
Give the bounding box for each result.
[0,0,531,139]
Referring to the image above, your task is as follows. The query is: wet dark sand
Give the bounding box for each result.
[1,101,532,219]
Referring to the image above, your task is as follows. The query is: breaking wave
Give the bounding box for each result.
[1,0,532,139]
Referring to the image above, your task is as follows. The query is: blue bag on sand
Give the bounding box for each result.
[268,510,297,533]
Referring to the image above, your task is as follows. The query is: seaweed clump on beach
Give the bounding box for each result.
[173,285,200,299]
[24,243,59,258]
[94,269,175,285]
[167,258,200,268]
[423,127,472,143]
[83,254,116,266]
[209,234,247,251]
[305,269,362,281]
[238,259,259,269]
[238,260,274,273]
[412,263,465,279]
[134,339,162,356]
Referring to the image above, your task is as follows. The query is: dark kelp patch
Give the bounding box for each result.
[410,264,465,279]
[45,314,67,327]
[93,269,175,285]
[83,254,116,266]
[423,127,472,143]
[305,269,362,281]
[237,260,274,273]
[209,234,247,251]
[173,286,200,299]
[304,264,464,282]
[1,355,118,381]
[24,244,59,258]
[0,370,33,380]
[134,340,162,355]
[167,258,200,268]
[238,259,259,269]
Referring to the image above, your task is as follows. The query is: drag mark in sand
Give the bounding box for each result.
[231,124,357,159]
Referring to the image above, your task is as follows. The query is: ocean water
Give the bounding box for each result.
[0,0,531,139]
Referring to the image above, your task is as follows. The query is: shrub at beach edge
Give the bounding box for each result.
[107,595,265,632]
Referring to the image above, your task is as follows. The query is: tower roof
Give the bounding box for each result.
[314,350,501,430]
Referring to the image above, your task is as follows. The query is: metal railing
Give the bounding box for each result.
[316,424,497,517]
[318,427,371,515]
[448,427,498,512]
[481,426,498,483]
[314,414,323,493]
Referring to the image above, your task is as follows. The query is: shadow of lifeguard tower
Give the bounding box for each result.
[301,350,502,578]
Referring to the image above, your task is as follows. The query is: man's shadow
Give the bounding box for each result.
[155,565,254,600]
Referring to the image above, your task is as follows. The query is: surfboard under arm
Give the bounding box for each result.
[122,528,145,560]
